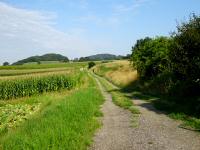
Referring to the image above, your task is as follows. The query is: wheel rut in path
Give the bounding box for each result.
[90,75,200,150]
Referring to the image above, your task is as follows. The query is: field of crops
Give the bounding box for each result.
[0,62,87,100]
[0,62,106,149]
[0,73,82,100]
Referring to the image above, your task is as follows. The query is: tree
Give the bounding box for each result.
[169,14,200,82]
[3,62,9,66]
[131,37,171,79]
[88,62,96,69]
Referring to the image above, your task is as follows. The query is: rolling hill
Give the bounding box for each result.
[78,53,123,61]
[12,53,69,65]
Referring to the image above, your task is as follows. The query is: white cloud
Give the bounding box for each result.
[0,2,93,64]
[113,0,151,14]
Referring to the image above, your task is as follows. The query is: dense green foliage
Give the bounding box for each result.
[3,62,9,66]
[88,62,96,69]
[168,14,200,100]
[131,36,171,79]
[131,14,200,115]
[0,73,81,100]
[12,53,69,65]
[1,76,104,149]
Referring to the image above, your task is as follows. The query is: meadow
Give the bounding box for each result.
[93,60,138,87]
[0,62,104,149]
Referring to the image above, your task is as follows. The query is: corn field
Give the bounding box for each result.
[0,73,82,100]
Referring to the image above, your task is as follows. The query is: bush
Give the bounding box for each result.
[3,62,9,66]
[131,36,171,80]
[88,62,96,69]
[130,13,200,115]
[169,14,200,82]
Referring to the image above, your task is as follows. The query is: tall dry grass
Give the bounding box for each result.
[94,60,138,87]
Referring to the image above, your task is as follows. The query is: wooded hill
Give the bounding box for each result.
[13,53,69,65]
[78,53,125,61]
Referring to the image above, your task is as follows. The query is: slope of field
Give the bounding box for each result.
[93,60,137,87]
[0,62,87,70]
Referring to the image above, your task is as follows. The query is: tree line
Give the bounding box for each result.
[130,14,200,115]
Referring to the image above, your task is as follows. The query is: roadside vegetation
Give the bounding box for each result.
[94,60,137,87]
[94,73,139,114]
[93,14,200,131]
[129,14,200,130]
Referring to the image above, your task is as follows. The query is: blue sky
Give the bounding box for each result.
[0,0,200,63]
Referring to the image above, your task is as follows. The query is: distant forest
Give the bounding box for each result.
[12,53,69,65]
[11,53,130,65]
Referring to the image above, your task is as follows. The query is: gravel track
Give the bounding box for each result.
[90,76,200,150]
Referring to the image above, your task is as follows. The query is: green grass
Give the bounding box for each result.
[0,62,87,70]
[95,74,140,114]
[0,74,104,149]
[0,68,70,77]
[168,113,200,131]
[154,100,200,131]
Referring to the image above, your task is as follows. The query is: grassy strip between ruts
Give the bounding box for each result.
[0,73,104,150]
[95,74,140,114]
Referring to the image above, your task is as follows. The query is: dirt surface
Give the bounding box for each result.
[90,76,200,150]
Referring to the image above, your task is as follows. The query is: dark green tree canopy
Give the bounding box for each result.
[3,62,9,66]
[169,14,200,82]
[131,36,171,79]
[88,62,96,69]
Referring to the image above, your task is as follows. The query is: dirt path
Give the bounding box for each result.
[91,75,200,150]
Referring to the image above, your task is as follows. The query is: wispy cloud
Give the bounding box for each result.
[0,2,93,63]
[113,0,151,14]
[76,0,152,29]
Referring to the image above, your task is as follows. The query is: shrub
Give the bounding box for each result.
[131,36,171,80]
[3,62,9,66]
[169,14,200,82]
[88,62,96,69]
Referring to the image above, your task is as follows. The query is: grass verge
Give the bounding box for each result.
[95,74,140,114]
[0,74,104,150]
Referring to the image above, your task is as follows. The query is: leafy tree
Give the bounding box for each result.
[131,37,171,79]
[169,14,200,82]
[3,62,9,66]
[88,62,96,69]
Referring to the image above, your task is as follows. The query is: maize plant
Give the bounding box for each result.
[0,73,82,100]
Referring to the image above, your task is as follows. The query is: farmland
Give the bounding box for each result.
[0,62,105,149]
